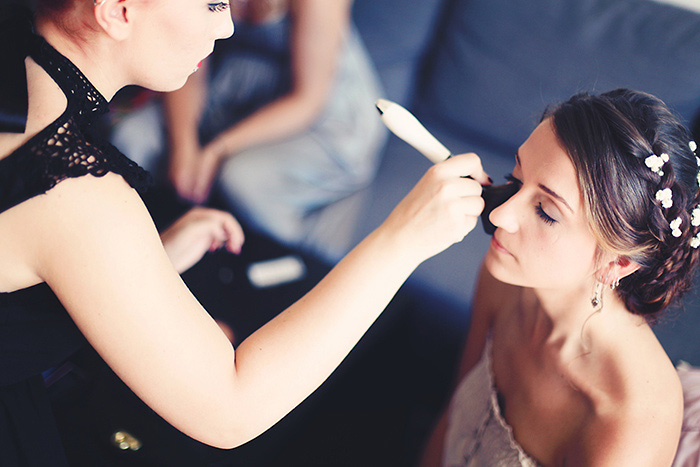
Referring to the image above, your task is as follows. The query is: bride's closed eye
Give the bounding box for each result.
[505,173,558,225]
[535,203,557,225]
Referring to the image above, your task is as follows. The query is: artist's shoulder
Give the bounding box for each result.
[24,171,154,251]
[42,171,144,209]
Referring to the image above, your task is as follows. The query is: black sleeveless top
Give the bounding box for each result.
[0,7,150,465]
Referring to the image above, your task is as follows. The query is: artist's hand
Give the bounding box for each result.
[160,207,245,274]
[380,153,490,263]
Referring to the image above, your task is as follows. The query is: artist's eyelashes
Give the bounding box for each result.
[208,2,230,12]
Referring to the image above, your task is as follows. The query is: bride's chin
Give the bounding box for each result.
[483,253,519,286]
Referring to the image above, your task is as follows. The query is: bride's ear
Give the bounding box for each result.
[93,0,130,41]
[597,256,640,288]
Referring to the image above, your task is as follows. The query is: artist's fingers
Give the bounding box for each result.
[456,193,487,217]
[440,152,491,185]
[449,174,484,198]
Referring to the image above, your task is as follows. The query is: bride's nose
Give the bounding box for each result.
[488,192,520,234]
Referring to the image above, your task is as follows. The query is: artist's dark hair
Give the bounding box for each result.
[544,89,700,319]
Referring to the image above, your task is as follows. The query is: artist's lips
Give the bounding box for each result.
[490,236,512,256]
[197,51,213,69]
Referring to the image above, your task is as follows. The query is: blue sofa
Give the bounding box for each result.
[349,0,700,358]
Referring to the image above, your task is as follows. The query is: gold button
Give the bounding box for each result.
[111,430,142,451]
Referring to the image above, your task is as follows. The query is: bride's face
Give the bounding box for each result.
[484,118,600,291]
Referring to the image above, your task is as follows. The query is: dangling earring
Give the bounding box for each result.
[591,281,603,309]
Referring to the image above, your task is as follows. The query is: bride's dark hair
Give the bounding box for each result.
[546,89,700,318]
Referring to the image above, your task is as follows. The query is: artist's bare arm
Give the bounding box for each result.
[14,153,487,449]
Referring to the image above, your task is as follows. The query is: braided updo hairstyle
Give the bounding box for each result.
[545,89,700,319]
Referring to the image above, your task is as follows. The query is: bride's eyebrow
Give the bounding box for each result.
[516,149,574,214]
[538,183,573,213]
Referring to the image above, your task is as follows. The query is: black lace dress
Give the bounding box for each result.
[0,8,150,465]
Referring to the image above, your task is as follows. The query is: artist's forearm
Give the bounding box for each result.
[230,224,420,438]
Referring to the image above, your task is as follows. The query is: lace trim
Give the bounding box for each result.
[0,35,151,215]
[483,337,541,466]
[33,37,110,125]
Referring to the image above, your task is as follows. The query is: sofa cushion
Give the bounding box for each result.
[419,0,700,150]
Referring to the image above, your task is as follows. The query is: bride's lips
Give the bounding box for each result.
[490,236,512,256]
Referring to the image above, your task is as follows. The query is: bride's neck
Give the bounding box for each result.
[525,282,633,348]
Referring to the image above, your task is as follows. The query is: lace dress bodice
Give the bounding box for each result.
[442,337,541,466]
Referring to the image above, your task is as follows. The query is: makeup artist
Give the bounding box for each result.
[0,1,489,464]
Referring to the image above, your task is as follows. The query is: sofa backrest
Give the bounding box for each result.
[416,0,700,152]
[352,0,449,106]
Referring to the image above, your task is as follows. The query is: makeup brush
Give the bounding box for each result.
[375,98,451,164]
[375,98,517,235]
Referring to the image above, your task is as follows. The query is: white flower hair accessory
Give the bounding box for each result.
[670,217,683,238]
[691,140,697,153]
[655,188,673,209]
[645,153,669,176]
[691,233,700,249]
[692,207,700,227]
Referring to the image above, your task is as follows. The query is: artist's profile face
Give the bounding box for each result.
[125,0,234,91]
[484,119,600,290]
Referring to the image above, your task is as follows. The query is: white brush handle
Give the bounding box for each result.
[376,98,451,164]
